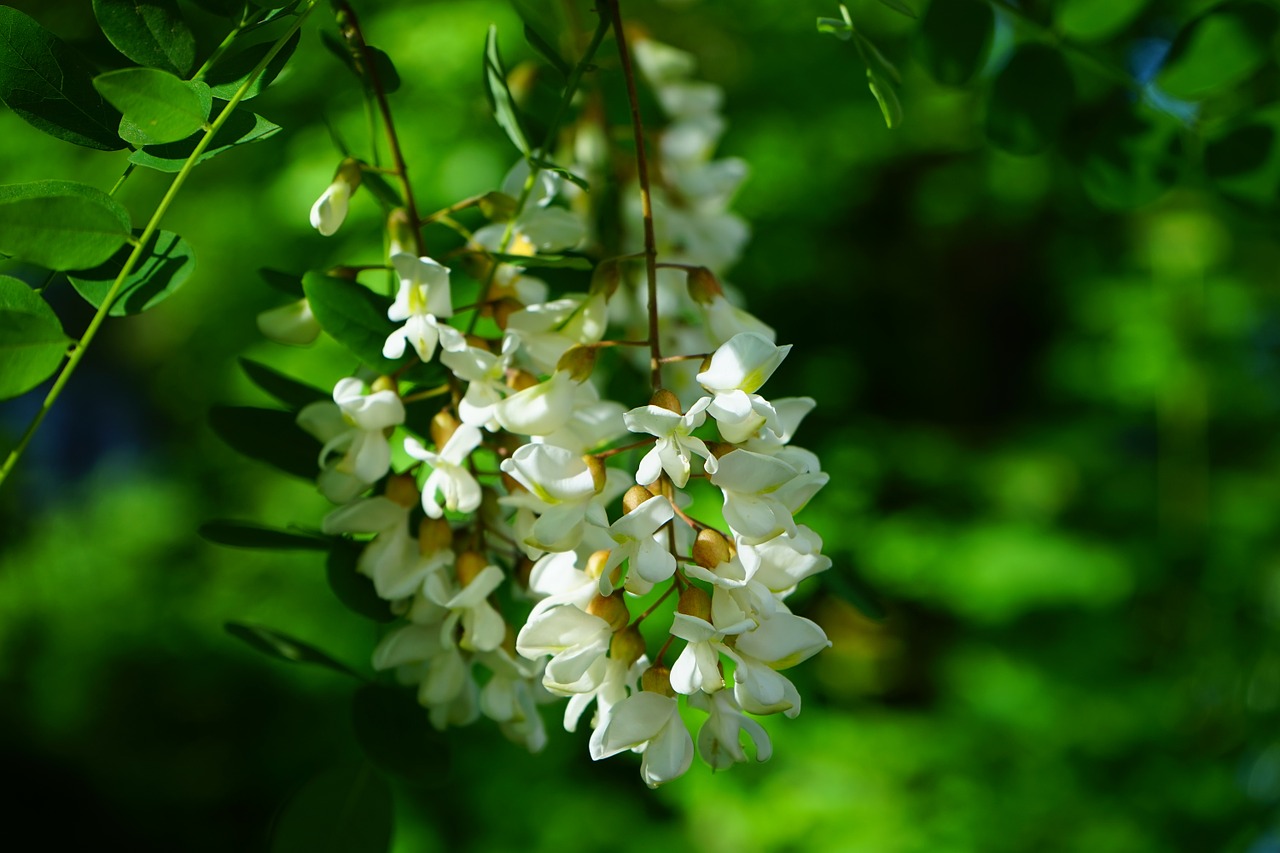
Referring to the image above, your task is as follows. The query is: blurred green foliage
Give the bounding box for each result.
[2,0,1280,850]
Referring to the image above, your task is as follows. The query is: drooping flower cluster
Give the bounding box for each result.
[258,31,833,788]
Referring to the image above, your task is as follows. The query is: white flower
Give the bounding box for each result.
[738,526,831,600]
[720,609,831,718]
[516,604,612,694]
[478,647,548,752]
[623,396,717,488]
[372,621,477,727]
[534,380,628,455]
[297,378,405,502]
[597,494,677,595]
[441,337,517,431]
[321,496,427,601]
[591,691,694,788]
[709,449,828,546]
[425,563,507,653]
[404,424,484,518]
[493,369,579,436]
[499,443,606,553]
[668,611,752,695]
[505,293,609,373]
[696,332,791,444]
[567,654,647,735]
[310,181,350,236]
[256,298,321,345]
[383,254,465,362]
[688,690,772,770]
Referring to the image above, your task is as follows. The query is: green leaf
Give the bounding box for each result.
[239,358,329,409]
[875,0,916,19]
[1157,1,1278,100]
[0,7,126,150]
[1204,103,1280,211]
[225,622,362,678]
[327,541,395,623]
[522,21,570,77]
[67,229,194,316]
[483,25,531,155]
[985,44,1074,156]
[259,267,305,298]
[271,763,393,853]
[206,29,301,101]
[0,181,131,271]
[915,0,994,86]
[817,16,853,40]
[242,1,303,32]
[856,32,902,85]
[318,30,400,94]
[360,170,403,210]
[129,106,280,172]
[530,158,589,191]
[93,67,211,146]
[1074,99,1178,210]
[485,252,592,270]
[209,405,321,480]
[200,519,330,550]
[0,276,70,400]
[352,685,450,780]
[92,0,196,77]
[1055,0,1147,42]
[867,69,902,129]
[301,272,398,373]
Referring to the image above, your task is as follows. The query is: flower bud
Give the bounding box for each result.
[385,474,419,508]
[418,517,453,555]
[610,626,646,667]
[590,258,621,299]
[311,158,362,236]
[649,388,682,414]
[705,441,737,458]
[585,549,611,579]
[456,551,489,587]
[387,207,417,257]
[507,369,539,392]
[556,345,597,383]
[692,528,731,569]
[256,299,321,345]
[587,592,631,632]
[463,334,492,352]
[491,297,524,330]
[677,585,712,622]
[479,191,518,222]
[371,375,398,395]
[583,455,607,493]
[623,484,654,514]
[641,664,676,697]
[685,266,723,304]
[430,409,461,450]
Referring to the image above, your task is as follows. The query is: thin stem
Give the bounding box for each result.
[419,193,488,226]
[334,1,423,253]
[0,2,318,491]
[603,0,662,390]
[594,436,656,459]
[633,581,678,626]
[658,352,709,364]
[107,163,136,197]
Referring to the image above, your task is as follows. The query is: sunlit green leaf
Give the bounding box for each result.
[0,275,70,400]
[352,685,449,779]
[92,0,196,76]
[0,7,126,150]
[239,358,329,409]
[0,181,131,271]
[209,405,320,479]
[816,16,852,40]
[1055,0,1147,42]
[129,106,280,172]
[270,763,393,853]
[483,25,531,155]
[1157,1,1278,100]
[225,622,362,678]
[301,272,399,373]
[199,520,330,550]
[67,229,194,316]
[93,67,211,146]
[206,29,301,101]
[867,69,902,129]
[327,541,396,623]
[985,44,1074,156]
[915,0,994,86]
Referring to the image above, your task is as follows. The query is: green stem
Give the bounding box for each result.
[0,2,318,490]
[465,13,613,335]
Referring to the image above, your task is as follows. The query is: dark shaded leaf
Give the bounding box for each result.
[876,0,916,19]
[352,684,450,780]
[0,7,125,150]
[522,21,570,77]
[206,29,301,101]
[1073,100,1178,210]
[200,519,330,550]
[1157,1,1278,100]
[92,0,196,76]
[270,763,393,853]
[0,275,70,400]
[209,405,320,480]
[225,622,362,678]
[319,30,400,94]
[94,68,210,146]
[1204,103,1280,210]
[239,358,329,409]
[0,181,131,270]
[985,44,1074,156]
[129,105,280,171]
[915,0,994,86]
[361,170,403,209]
[483,25,530,155]
[301,272,398,373]
[67,229,194,316]
[327,540,395,623]
[259,267,304,298]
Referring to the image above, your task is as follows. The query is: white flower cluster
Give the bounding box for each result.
[276,37,832,788]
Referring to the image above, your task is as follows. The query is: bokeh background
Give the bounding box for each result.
[2,0,1279,850]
